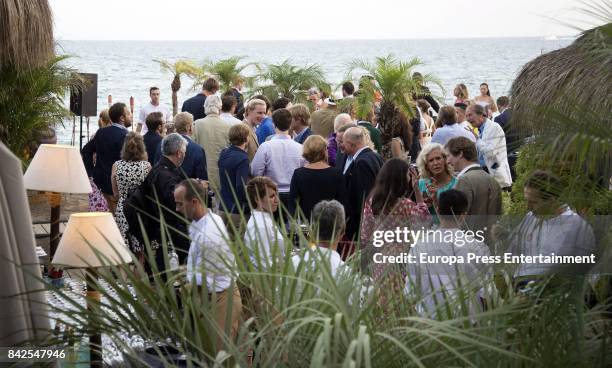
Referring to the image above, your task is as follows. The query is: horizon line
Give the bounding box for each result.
[55,35,578,42]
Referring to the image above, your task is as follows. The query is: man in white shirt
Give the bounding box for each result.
[220,94,242,126]
[173,178,242,349]
[137,86,172,134]
[510,171,596,279]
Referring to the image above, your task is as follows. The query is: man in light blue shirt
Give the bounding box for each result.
[251,108,305,219]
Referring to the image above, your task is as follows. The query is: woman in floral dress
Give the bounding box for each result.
[111,132,151,254]
[360,159,431,308]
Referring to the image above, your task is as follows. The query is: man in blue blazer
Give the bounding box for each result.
[82,102,131,212]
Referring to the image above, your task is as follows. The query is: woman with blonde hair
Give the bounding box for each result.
[453,83,470,105]
[289,135,348,221]
[98,109,112,129]
[111,132,151,253]
[416,143,456,219]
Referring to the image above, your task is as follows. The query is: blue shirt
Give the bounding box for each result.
[430,123,476,146]
[256,116,275,144]
[478,124,486,167]
[218,145,250,214]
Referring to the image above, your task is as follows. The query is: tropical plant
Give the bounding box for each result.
[347,55,442,145]
[192,56,256,94]
[30,201,612,367]
[155,59,200,116]
[0,55,83,162]
[252,60,330,103]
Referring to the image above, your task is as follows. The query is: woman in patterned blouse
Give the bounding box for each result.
[360,159,432,308]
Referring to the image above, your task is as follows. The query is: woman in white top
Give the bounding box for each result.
[474,83,497,113]
[243,176,286,269]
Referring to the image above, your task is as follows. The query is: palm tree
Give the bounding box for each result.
[155,59,200,116]
[253,60,329,103]
[0,55,83,162]
[193,56,256,93]
[347,55,441,145]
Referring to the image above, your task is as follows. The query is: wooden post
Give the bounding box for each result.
[86,269,102,368]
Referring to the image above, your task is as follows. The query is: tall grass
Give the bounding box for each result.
[29,197,611,367]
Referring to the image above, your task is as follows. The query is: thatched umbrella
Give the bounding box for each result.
[510,24,612,133]
[510,23,612,195]
[0,0,54,70]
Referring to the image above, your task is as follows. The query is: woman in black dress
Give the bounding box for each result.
[289,135,348,222]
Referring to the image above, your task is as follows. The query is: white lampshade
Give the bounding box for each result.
[52,213,132,268]
[24,144,91,194]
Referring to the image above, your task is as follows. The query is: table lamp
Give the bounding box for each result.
[52,212,132,368]
[23,144,92,275]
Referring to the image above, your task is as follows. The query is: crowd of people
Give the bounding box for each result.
[80,75,596,349]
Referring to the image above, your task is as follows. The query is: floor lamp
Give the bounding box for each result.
[23,144,92,276]
[52,212,131,368]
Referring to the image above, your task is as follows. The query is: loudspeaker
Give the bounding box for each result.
[70,73,98,117]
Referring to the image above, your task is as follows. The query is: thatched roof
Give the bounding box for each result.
[0,0,54,71]
[510,24,612,132]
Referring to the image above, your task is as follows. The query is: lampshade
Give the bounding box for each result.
[52,213,132,268]
[23,144,91,194]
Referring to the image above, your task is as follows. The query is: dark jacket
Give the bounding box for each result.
[143,131,162,166]
[335,151,347,171]
[155,134,207,180]
[409,118,421,163]
[181,93,207,121]
[232,88,245,120]
[81,125,127,195]
[414,86,440,113]
[218,145,250,214]
[494,109,518,152]
[343,148,384,240]
[145,156,190,261]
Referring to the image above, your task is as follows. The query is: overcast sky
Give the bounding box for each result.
[50,0,594,40]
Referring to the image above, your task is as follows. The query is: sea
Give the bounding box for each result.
[54,38,573,145]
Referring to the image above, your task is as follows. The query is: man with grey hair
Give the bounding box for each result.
[292,200,348,277]
[193,95,231,199]
[328,114,354,166]
[341,127,384,241]
[142,133,192,273]
[154,112,207,180]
